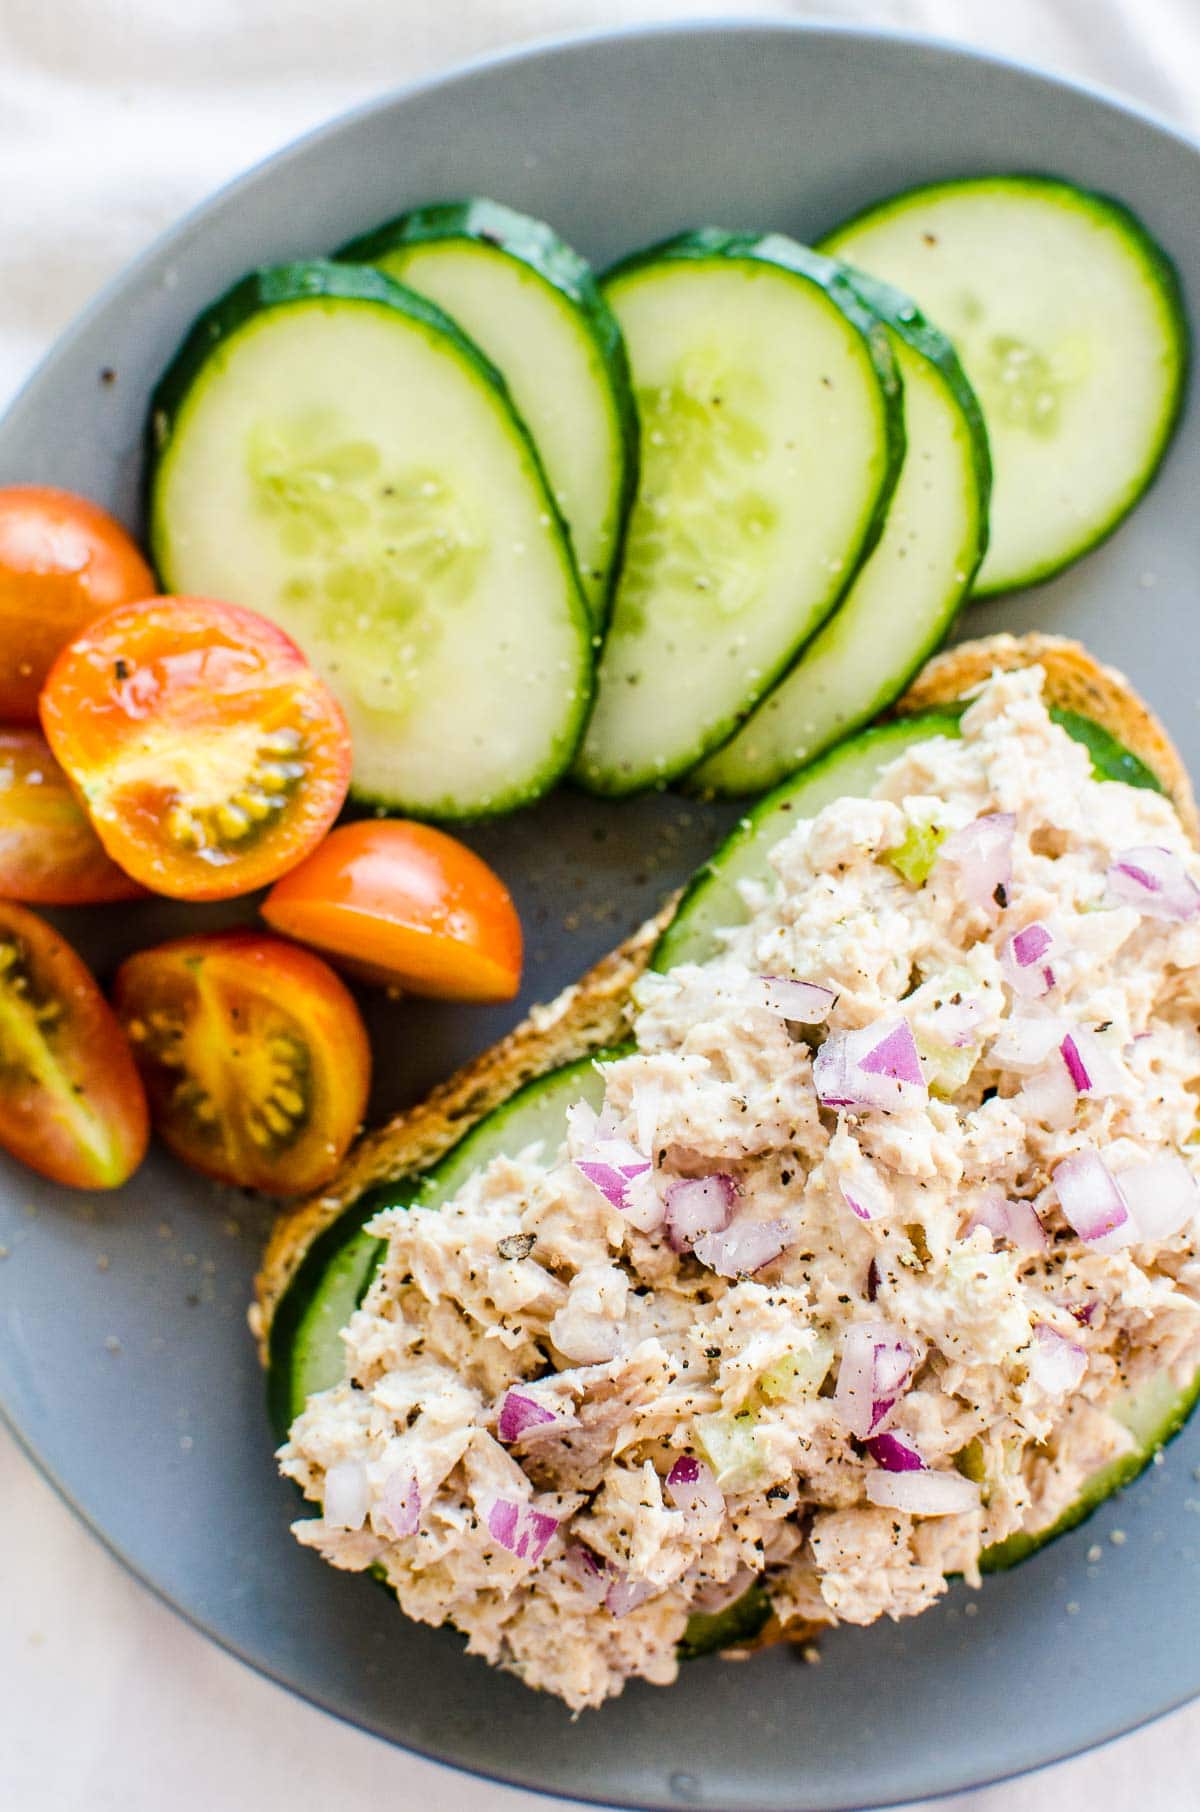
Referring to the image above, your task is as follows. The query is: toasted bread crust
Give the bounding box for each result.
[896,633,1199,841]
[252,634,1196,1356]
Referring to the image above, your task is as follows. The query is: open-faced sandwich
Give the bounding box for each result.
[253,634,1200,1710]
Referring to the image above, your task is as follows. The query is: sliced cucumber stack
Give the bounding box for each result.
[339,199,636,625]
[573,230,905,795]
[691,275,990,796]
[149,262,591,818]
[821,176,1188,595]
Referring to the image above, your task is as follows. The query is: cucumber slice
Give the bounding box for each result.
[679,1581,772,1659]
[268,1052,613,1437]
[654,714,961,973]
[573,231,904,795]
[339,200,636,627]
[149,261,591,819]
[820,176,1188,594]
[981,1365,1200,1571]
[656,701,1166,973]
[690,277,990,796]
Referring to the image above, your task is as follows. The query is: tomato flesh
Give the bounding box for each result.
[114,931,370,1196]
[0,486,156,721]
[0,728,143,905]
[262,819,523,1001]
[40,596,352,901]
[0,902,148,1189]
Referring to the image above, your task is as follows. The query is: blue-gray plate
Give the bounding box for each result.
[1,22,1198,1811]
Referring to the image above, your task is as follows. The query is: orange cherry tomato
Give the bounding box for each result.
[0,901,148,1189]
[0,486,156,721]
[40,596,352,902]
[0,727,143,905]
[113,931,370,1196]
[261,819,523,1002]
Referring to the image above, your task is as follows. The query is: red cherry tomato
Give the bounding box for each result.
[0,727,142,904]
[40,596,352,901]
[0,486,156,721]
[261,819,523,1001]
[0,901,148,1189]
[113,931,370,1196]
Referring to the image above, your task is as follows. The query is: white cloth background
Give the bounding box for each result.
[2,2,1199,1807]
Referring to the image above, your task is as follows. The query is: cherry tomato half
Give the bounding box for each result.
[113,931,370,1196]
[0,486,156,721]
[0,901,148,1189]
[0,728,143,905]
[261,820,523,1001]
[40,597,352,901]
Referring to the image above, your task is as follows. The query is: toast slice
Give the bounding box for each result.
[251,632,1198,1356]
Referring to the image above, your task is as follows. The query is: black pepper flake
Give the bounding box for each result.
[867,1258,880,1301]
[765,1485,789,1503]
[496,1233,536,1261]
[100,366,116,385]
[1096,1020,1112,1033]
[981,1086,998,1102]
[993,882,1009,908]
[114,658,130,682]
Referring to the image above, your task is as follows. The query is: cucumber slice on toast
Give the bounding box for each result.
[691,275,989,796]
[820,176,1188,595]
[340,199,636,626]
[268,1052,612,1438]
[149,261,591,818]
[573,231,904,795]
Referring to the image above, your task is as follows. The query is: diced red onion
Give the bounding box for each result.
[939,813,1015,912]
[1060,1029,1125,1099]
[693,1217,792,1277]
[965,1189,1009,1242]
[991,1013,1069,1072]
[814,1019,928,1112]
[665,1174,736,1253]
[575,1137,651,1212]
[1028,1324,1088,1395]
[1107,846,1200,922]
[564,1542,611,1604]
[1069,1300,1099,1327]
[1019,1057,1079,1129]
[1115,1155,1200,1244]
[498,1389,562,1445]
[623,1169,667,1234]
[381,1466,421,1538]
[965,1190,1048,1253]
[1000,920,1058,999]
[484,1496,560,1564]
[689,1567,759,1615]
[665,1454,724,1520]
[834,1322,915,1439]
[1006,1195,1050,1252]
[605,1575,656,1618]
[839,1153,890,1223]
[1053,1148,1133,1251]
[867,1431,926,1472]
[927,996,986,1047]
[323,1460,369,1531]
[865,1470,980,1516]
[758,975,837,1022]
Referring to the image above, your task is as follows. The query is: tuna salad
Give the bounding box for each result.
[280,667,1200,1710]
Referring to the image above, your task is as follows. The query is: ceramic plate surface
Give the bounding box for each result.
[1,22,1198,1811]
